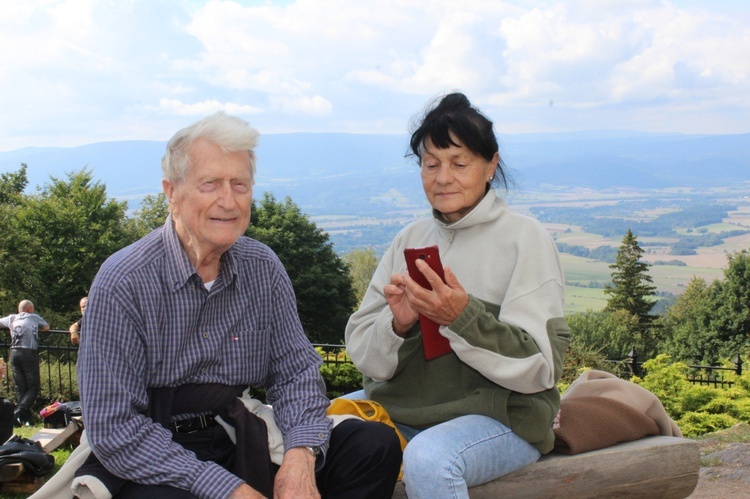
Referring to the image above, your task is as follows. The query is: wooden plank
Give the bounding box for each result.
[29,421,79,453]
[392,436,699,499]
[0,474,44,494]
[0,463,25,482]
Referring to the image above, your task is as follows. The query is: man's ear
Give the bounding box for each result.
[162,179,174,204]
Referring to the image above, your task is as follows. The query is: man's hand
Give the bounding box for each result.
[69,323,80,345]
[274,447,320,499]
[228,483,267,499]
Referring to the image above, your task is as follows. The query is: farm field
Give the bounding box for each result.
[536,186,750,315]
[323,184,750,316]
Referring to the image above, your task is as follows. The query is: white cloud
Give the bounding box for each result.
[156,98,263,116]
[0,0,748,150]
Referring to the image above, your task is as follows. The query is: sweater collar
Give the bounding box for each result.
[432,189,506,231]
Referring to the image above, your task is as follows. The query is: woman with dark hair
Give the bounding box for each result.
[345,92,570,498]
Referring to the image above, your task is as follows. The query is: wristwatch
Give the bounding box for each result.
[305,446,322,459]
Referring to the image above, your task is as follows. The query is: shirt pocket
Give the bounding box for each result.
[220,327,270,384]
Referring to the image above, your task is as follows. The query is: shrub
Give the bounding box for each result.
[316,347,363,398]
[677,412,739,437]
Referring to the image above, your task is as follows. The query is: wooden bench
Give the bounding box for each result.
[0,420,82,495]
[392,436,699,498]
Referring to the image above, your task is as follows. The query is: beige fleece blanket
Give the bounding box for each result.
[553,370,681,455]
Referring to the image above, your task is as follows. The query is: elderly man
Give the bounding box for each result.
[77,112,401,499]
[1,299,50,426]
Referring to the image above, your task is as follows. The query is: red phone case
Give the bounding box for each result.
[404,246,453,360]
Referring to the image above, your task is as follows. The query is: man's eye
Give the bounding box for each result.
[233,182,250,193]
[199,181,218,192]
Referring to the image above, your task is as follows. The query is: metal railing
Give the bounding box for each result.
[0,329,79,405]
[607,346,743,387]
[2,331,745,412]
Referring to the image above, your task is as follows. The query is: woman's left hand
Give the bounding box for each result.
[404,259,469,326]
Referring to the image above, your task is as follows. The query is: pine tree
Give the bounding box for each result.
[604,229,657,323]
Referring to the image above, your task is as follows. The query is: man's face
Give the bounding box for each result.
[79,298,88,315]
[163,138,253,258]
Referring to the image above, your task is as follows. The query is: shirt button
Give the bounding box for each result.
[201,368,207,374]
[202,332,209,339]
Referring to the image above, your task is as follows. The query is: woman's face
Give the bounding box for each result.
[420,136,498,223]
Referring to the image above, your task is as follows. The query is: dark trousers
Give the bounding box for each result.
[9,348,40,420]
[117,418,402,499]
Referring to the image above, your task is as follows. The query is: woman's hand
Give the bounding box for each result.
[384,273,419,336]
[403,259,469,326]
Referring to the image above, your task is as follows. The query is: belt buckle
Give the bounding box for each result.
[173,414,209,434]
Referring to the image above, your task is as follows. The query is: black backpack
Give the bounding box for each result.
[0,398,14,444]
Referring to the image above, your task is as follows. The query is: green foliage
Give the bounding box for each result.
[248,193,356,344]
[559,338,611,388]
[631,354,750,437]
[0,163,28,204]
[602,230,659,357]
[127,192,169,238]
[633,354,691,418]
[566,308,640,360]
[604,229,657,320]
[658,251,750,365]
[316,347,363,398]
[342,247,380,305]
[0,169,136,316]
[677,412,739,438]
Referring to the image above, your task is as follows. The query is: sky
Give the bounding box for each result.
[1,0,749,152]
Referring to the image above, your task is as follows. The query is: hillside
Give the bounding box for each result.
[2,131,748,216]
[3,131,749,314]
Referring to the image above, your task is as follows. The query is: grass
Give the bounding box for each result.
[697,422,750,468]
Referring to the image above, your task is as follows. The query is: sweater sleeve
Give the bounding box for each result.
[345,243,406,382]
[442,224,568,394]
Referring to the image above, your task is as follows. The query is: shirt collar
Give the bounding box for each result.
[161,214,239,292]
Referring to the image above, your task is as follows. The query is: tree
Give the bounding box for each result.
[703,250,750,360]
[0,163,28,204]
[128,192,170,238]
[342,247,379,305]
[658,277,715,364]
[566,309,641,360]
[6,169,135,316]
[603,229,658,356]
[604,229,657,321]
[247,193,356,344]
[0,165,31,310]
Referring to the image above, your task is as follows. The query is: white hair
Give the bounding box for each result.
[161,112,260,184]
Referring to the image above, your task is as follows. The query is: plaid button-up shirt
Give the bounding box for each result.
[78,216,331,498]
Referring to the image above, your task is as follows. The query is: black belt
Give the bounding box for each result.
[169,414,218,434]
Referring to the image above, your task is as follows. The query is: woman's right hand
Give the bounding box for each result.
[384,272,419,336]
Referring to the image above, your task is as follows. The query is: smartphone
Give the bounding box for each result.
[403,246,453,360]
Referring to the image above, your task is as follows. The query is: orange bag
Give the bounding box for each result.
[327,398,407,479]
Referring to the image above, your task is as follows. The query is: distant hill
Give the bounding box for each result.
[1,131,748,216]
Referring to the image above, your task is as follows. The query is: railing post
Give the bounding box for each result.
[735,352,743,376]
[628,346,640,377]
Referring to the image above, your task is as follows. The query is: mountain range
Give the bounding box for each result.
[1,131,748,216]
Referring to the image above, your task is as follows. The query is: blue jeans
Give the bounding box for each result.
[341,390,540,499]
